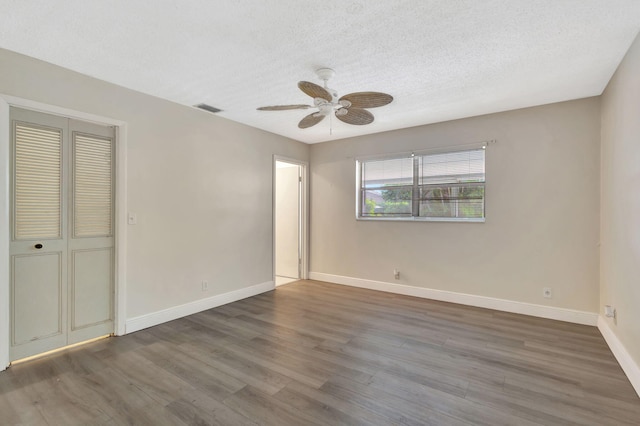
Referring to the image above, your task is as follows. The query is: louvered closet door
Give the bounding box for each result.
[67,118,115,344]
[9,108,115,361]
[9,109,69,360]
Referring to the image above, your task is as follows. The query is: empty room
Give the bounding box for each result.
[1,1,640,424]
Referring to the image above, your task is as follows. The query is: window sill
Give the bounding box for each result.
[356,216,485,223]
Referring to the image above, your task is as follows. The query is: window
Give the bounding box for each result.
[357,148,485,221]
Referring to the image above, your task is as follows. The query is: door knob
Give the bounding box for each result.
[34,244,43,249]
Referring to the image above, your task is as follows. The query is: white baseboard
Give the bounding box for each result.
[125,281,274,334]
[309,272,598,326]
[597,316,640,398]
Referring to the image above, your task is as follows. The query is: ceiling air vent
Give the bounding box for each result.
[194,103,223,113]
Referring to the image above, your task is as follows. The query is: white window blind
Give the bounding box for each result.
[14,123,63,239]
[362,157,414,188]
[73,133,113,237]
[358,148,485,220]
[419,150,485,185]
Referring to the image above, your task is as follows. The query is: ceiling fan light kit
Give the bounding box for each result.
[257,68,393,129]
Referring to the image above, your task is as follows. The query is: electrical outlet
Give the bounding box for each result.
[604,305,616,318]
[543,287,552,299]
[201,280,208,292]
[394,269,400,280]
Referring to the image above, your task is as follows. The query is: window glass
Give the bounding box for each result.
[361,188,412,217]
[419,185,484,218]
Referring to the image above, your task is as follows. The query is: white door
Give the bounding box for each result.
[274,160,302,286]
[9,107,115,361]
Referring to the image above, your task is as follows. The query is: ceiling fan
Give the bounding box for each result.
[257,68,393,129]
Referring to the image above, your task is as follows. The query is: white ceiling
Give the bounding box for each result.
[1,1,640,144]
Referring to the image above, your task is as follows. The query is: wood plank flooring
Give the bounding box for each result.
[1,280,639,425]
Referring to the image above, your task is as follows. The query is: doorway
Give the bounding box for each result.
[273,156,307,287]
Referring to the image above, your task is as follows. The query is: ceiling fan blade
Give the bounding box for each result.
[257,104,312,111]
[298,81,332,102]
[335,108,374,125]
[298,112,326,129]
[339,92,393,108]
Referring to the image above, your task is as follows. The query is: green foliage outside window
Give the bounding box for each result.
[364,185,483,218]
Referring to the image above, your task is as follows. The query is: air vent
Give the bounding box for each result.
[194,103,223,113]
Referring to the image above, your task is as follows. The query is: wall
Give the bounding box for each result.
[600,32,640,389]
[0,48,308,328]
[310,98,601,317]
[275,162,300,280]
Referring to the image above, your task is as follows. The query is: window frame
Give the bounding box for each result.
[355,147,486,223]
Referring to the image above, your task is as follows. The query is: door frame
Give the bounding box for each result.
[0,94,128,371]
[272,155,309,284]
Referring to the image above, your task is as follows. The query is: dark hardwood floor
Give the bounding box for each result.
[1,280,639,425]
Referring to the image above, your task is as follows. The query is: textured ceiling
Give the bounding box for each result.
[1,1,640,144]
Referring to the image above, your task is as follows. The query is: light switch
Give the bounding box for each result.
[128,212,137,225]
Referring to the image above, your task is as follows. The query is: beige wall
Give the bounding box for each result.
[0,48,309,320]
[600,33,640,365]
[310,98,601,313]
